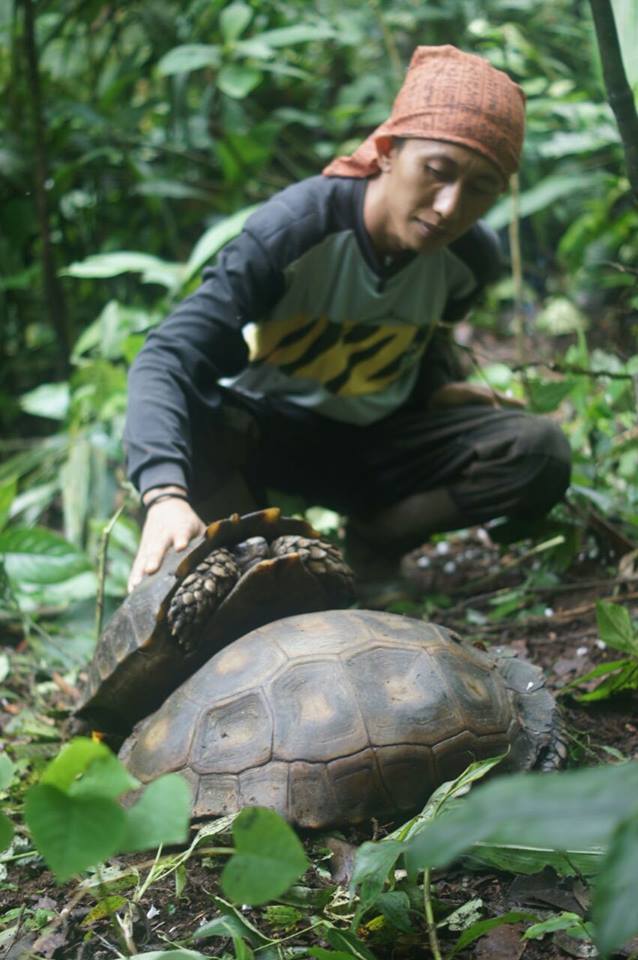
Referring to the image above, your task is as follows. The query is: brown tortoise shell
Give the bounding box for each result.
[76,508,354,734]
[119,609,558,828]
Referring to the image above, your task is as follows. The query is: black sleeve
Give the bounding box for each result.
[123,177,354,495]
[409,220,502,406]
[124,227,283,495]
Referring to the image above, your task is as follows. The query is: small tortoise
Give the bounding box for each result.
[77,508,354,734]
[119,609,563,828]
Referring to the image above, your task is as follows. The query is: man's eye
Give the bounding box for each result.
[426,165,448,180]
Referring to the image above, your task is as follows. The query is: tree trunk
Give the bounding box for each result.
[589,0,638,204]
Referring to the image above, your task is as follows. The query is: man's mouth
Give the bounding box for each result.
[415,219,449,239]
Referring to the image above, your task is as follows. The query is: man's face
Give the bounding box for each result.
[368,137,505,255]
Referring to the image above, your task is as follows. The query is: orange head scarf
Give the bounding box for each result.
[323,45,525,182]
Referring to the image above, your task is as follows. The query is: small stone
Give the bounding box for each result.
[203,579,216,593]
[181,591,194,605]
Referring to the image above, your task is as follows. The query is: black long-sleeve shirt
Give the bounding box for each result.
[124,175,501,495]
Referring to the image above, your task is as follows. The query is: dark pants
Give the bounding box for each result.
[190,388,571,530]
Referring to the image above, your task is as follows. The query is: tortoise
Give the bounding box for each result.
[119,609,563,828]
[76,508,354,734]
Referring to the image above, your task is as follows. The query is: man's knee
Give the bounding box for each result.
[509,415,571,515]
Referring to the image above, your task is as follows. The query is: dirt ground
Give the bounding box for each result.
[2,524,637,960]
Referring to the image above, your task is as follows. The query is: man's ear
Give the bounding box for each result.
[374,135,395,172]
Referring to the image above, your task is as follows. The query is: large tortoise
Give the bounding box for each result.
[77,508,354,734]
[119,609,563,828]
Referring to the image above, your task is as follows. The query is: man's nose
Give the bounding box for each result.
[432,182,462,221]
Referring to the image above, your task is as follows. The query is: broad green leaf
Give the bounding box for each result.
[592,812,638,957]
[527,379,578,414]
[466,841,605,877]
[486,172,604,230]
[0,653,8,684]
[0,477,16,531]
[68,754,139,801]
[405,762,638,874]
[158,44,221,76]
[217,63,262,99]
[0,527,90,584]
[0,811,13,851]
[575,662,638,703]
[40,738,113,792]
[0,754,16,790]
[375,890,412,932]
[184,205,260,284]
[119,774,191,852]
[221,807,308,905]
[195,903,271,946]
[611,0,638,86]
[596,600,638,655]
[319,923,378,960]
[392,753,507,844]
[256,24,335,47]
[61,252,183,290]
[20,383,70,421]
[523,912,589,940]
[450,912,536,958]
[25,784,126,881]
[220,3,252,42]
[350,839,404,916]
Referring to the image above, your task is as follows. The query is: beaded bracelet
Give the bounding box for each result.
[144,491,190,512]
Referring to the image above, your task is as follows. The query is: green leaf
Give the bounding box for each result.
[592,812,638,957]
[0,754,16,791]
[41,738,115,792]
[0,811,14,851]
[319,923,378,960]
[486,172,604,230]
[465,841,605,877]
[0,477,16,531]
[527,379,578,414]
[0,527,90,584]
[405,762,638,875]
[119,774,191,853]
[217,63,262,99]
[20,383,70,421]
[221,807,308,905]
[127,952,211,960]
[308,951,357,960]
[25,784,126,881]
[195,903,271,946]
[220,3,252,42]
[68,754,139,801]
[375,890,413,932]
[184,205,261,284]
[61,252,183,290]
[256,24,335,47]
[158,43,221,76]
[523,912,589,940]
[350,840,404,917]
[612,0,638,85]
[596,600,638,655]
[450,912,536,957]
[575,662,638,703]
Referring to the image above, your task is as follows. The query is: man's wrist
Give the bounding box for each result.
[142,484,188,507]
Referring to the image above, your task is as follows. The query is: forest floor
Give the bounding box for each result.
[2,323,637,959]
[2,522,638,960]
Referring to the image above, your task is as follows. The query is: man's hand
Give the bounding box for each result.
[429,381,525,410]
[128,490,206,593]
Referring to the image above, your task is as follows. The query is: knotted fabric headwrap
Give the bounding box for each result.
[323,45,525,182]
